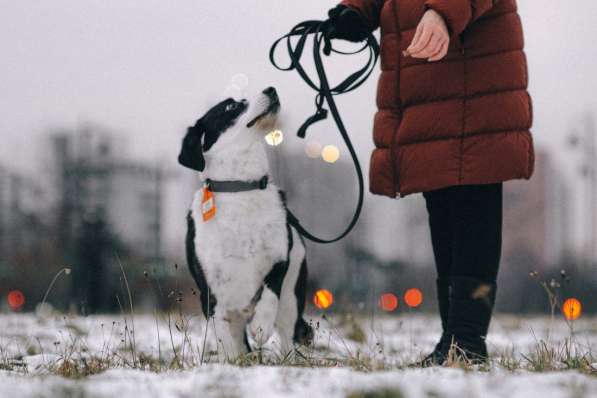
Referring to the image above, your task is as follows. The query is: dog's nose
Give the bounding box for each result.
[263,87,278,99]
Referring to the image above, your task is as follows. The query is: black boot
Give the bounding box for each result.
[420,278,450,366]
[442,276,496,365]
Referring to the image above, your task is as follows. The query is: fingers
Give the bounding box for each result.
[405,24,432,57]
[404,28,450,61]
[410,32,442,58]
[428,40,449,62]
[403,9,450,61]
[426,35,445,57]
[405,24,423,56]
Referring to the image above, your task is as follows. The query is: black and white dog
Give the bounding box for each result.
[178,87,313,361]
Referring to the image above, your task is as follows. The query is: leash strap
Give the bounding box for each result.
[270,20,379,244]
[205,176,269,193]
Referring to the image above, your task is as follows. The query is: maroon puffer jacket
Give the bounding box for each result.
[340,0,534,197]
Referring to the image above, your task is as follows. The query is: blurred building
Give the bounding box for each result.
[51,124,174,312]
[0,164,51,312]
[503,150,571,269]
[567,113,597,267]
[0,165,46,261]
[52,124,170,263]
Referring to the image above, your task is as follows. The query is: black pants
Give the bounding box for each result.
[423,184,503,284]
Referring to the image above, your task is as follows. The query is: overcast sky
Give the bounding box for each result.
[2,1,597,255]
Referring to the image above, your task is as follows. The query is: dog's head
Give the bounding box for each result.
[178,87,280,172]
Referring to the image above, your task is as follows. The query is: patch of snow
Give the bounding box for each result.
[0,366,596,398]
[0,314,595,398]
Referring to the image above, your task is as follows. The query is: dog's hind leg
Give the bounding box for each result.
[275,229,313,354]
[291,257,313,345]
[186,212,217,318]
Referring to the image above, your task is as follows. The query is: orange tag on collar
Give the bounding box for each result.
[201,186,216,222]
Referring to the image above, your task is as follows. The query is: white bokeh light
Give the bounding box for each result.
[305,140,322,158]
[223,84,243,101]
[223,73,249,101]
[230,73,249,90]
[265,129,284,146]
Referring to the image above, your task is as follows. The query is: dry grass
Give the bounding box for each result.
[0,312,595,380]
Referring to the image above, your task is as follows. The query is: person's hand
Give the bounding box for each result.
[403,9,449,62]
[324,5,370,43]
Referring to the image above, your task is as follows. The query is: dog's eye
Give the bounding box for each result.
[225,103,238,112]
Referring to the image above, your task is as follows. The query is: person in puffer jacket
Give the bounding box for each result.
[324,0,534,365]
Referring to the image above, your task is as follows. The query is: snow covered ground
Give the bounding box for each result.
[0,312,595,397]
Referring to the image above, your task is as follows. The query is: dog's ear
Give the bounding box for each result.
[178,122,206,172]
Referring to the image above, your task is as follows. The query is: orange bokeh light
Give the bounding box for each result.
[562,298,582,321]
[379,293,399,312]
[7,290,25,311]
[404,288,423,308]
[313,289,333,310]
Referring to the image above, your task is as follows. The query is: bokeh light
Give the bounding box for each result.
[562,298,582,321]
[7,290,25,311]
[223,85,243,101]
[305,140,322,158]
[223,74,249,101]
[265,130,284,146]
[404,288,423,308]
[230,73,249,90]
[313,289,334,310]
[321,145,340,163]
[379,293,399,312]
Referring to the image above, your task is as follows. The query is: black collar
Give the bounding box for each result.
[205,175,269,193]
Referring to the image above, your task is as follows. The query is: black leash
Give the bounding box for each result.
[270,20,379,244]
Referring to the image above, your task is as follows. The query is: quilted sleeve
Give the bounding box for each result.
[423,0,496,36]
[340,0,385,31]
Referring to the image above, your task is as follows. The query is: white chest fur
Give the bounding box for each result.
[189,185,288,310]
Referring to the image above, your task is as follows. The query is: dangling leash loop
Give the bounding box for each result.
[270,19,379,244]
[297,107,328,139]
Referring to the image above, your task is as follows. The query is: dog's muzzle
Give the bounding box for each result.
[246,87,281,128]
